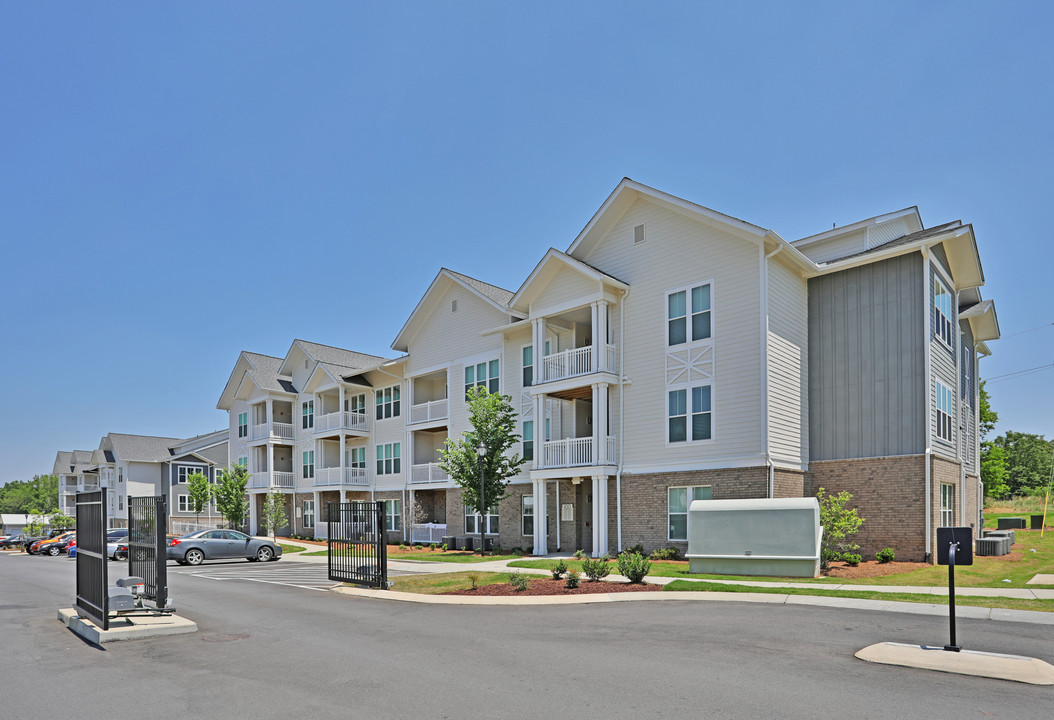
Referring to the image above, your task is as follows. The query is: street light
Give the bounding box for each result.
[476,441,487,555]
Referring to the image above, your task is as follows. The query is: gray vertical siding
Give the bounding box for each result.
[929,262,957,455]
[808,253,925,460]
[960,320,977,473]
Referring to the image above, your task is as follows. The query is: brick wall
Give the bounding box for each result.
[806,455,927,562]
[773,469,806,498]
[965,473,981,534]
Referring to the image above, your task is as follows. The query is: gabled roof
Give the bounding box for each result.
[819,221,961,264]
[391,268,516,353]
[279,340,389,377]
[217,351,294,410]
[792,207,923,248]
[959,299,1000,342]
[301,359,386,393]
[108,433,183,463]
[509,248,629,314]
[70,450,95,474]
[52,451,74,475]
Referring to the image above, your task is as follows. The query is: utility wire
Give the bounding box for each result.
[985,361,1054,384]
[1001,322,1054,339]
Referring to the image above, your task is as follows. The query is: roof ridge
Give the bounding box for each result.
[294,339,388,361]
[444,268,515,295]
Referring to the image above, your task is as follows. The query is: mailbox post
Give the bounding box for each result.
[936,527,973,652]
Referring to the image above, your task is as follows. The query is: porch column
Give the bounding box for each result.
[534,394,545,469]
[591,301,601,372]
[596,300,610,371]
[532,317,546,384]
[338,384,346,419]
[592,383,604,465]
[591,475,608,558]
[339,434,347,484]
[533,479,547,555]
[265,397,273,426]
[266,443,274,486]
[313,490,321,538]
[249,494,259,535]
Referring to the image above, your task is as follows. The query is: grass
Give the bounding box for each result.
[390,571,511,594]
[278,544,305,553]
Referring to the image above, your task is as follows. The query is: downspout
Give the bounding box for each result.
[763,242,783,498]
[616,287,630,553]
[921,245,934,562]
[955,290,966,528]
[555,480,561,551]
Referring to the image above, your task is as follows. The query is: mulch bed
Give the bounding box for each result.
[448,577,662,596]
[822,560,930,579]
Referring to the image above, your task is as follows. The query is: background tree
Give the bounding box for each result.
[993,431,1054,496]
[48,512,75,531]
[0,474,58,514]
[978,380,1010,499]
[439,386,527,552]
[261,492,287,542]
[186,472,212,525]
[213,465,250,530]
[817,487,865,570]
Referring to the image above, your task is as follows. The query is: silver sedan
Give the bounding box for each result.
[166,530,283,566]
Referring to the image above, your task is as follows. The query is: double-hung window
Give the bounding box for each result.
[376,386,401,420]
[237,412,248,438]
[303,499,315,528]
[522,495,534,536]
[302,400,314,429]
[385,499,401,532]
[348,446,367,472]
[465,360,500,398]
[347,393,366,417]
[522,346,533,387]
[522,420,534,461]
[668,486,712,541]
[940,483,955,527]
[237,456,248,469]
[466,505,499,535]
[668,385,712,443]
[376,443,401,475]
[302,451,315,479]
[667,283,711,346]
[177,495,191,513]
[935,380,953,442]
[177,466,204,484]
[933,277,954,348]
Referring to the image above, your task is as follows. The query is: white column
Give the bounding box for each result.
[591,301,601,372]
[532,317,546,383]
[592,475,608,558]
[266,397,274,428]
[249,495,259,535]
[591,383,602,465]
[596,383,609,464]
[266,443,274,485]
[597,300,610,371]
[338,384,346,422]
[339,434,346,484]
[534,394,545,469]
[533,479,547,555]
[313,490,322,538]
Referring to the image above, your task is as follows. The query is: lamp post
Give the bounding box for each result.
[476,442,487,555]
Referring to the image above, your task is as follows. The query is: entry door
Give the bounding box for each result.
[576,483,592,554]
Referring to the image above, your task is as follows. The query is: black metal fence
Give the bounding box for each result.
[328,501,387,589]
[129,496,169,609]
[75,489,108,631]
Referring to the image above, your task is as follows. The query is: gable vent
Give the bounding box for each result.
[451,299,458,313]
[634,224,645,244]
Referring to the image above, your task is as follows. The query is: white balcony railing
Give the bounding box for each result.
[249,472,295,489]
[314,411,370,434]
[251,422,295,441]
[410,523,447,543]
[313,467,369,487]
[409,398,449,425]
[411,462,449,484]
[539,436,616,469]
[539,344,616,383]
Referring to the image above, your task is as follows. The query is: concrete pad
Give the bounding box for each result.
[856,642,1054,685]
[58,608,197,645]
[1027,574,1054,585]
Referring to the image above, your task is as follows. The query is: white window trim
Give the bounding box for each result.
[177,494,191,513]
[521,344,534,389]
[375,443,402,475]
[665,381,715,446]
[521,494,534,537]
[464,359,500,398]
[303,499,315,528]
[665,279,715,349]
[933,273,954,350]
[935,380,953,443]
[177,465,206,484]
[375,385,402,420]
[667,485,712,541]
[302,400,315,429]
[385,499,402,532]
[465,505,499,535]
[940,483,955,527]
[302,450,315,479]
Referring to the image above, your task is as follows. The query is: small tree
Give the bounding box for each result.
[439,386,527,554]
[213,465,250,531]
[404,497,427,541]
[49,512,76,531]
[817,487,865,570]
[261,492,287,542]
[186,472,211,525]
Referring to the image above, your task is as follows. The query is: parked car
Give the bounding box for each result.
[22,528,70,552]
[166,530,283,565]
[0,533,30,549]
[67,537,77,559]
[107,540,129,560]
[30,531,76,556]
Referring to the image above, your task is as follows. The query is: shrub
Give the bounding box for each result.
[441,543,448,552]
[876,547,895,564]
[650,547,681,561]
[467,573,480,590]
[551,560,567,580]
[573,550,586,559]
[817,487,865,570]
[565,570,580,589]
[844,553,861,567]
[509,572,529,592]
[617,552,651,584]
[624,543,645,556]
[429,543,437,550]
[581,557,611,582]
[398,543,407,550]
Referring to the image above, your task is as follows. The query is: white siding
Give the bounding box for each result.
[794,229,868,264]
[572,196,764,469]
[930,261,958,456]
[530,263,603,314]
[767,256,809,466]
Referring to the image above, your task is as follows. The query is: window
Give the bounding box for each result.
[177,495,191,513]
[346,393,366,416]
[465,505,499,535]
[667,283,711,346]
[933,276,954,348]
[668,384,712,443]
[303,451,315,479]
[523,421,534,461]
[961,342,974,407]
[376,443,401,475]
[348,446,367,471]
[522,495,534,536]
[177,466,205,484]
[668,486,712,541]
[118,495,123,511]
[940,483,955,527]
[237,456,248,469]
[237,412,248,438]
[118,468,124,484]
[465,359,500,398]
[303,500,315,528]
[302,400,314,429]
[522,346,533,388]
[385,499,401,532]
[376,386,401,420]
[935,380,953,442]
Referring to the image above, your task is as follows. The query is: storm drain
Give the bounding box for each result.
[202,633,249,642]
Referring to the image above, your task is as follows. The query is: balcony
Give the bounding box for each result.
[538,436,616,469]
[410,523,448,543]
[314,411,370,435]
[408,398,449,425]
[410,462,449,484]
[313,467,369,487]
[249,472,295,489]
[251,421,295,442]
[540,344,616,384]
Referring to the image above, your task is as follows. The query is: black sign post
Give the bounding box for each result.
[936,526,973,652]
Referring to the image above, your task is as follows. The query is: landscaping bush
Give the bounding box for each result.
[573,550,586,559]
[398,543,407,550]
[650,547,681,561]
[565,570,580,589]
[429,543,437,550]
[817,487,865,570]
[467,573,480,590]
[581,557,611,582]
[876,547,895,564]
[441,543,448,551]
[551,560,567,580]
[843,553,861,567]
[509,572,529,592]
[617,551,651,583]
[624,543,646,556]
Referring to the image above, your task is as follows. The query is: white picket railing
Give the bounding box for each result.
[411,462,449,484]
[315,411,369,434]
[539,436,617,468]
[250,472,295,489]
[410,523,448,544]
[272,472,295,488]
[313,467,369,487]
[539,344,616,383]
[409,398,449,424]
[251,422,295,441]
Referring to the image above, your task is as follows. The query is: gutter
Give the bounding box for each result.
[762,243,784,498]
[921,244,935,562]
[616,286,630,553]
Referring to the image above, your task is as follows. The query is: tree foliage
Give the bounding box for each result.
[991,431,1054,497]
[981,442,1009,499]
[817,487,865,570]
[261,492,287,541]
[186,472,211,522]
[213,464,250,530]
[0,474,59,515]
[49,512,76,530]
[978,380,997,441]
[439,386,527,524]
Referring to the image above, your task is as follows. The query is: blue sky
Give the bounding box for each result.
[1,2,1051,485]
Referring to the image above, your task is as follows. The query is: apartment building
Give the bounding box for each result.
[217,179,997,562]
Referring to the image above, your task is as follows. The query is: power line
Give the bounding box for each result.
[985,361,1054,384]
[1001,322,1054,339]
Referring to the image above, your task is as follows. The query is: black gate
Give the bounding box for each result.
[128,496,169,609]
[75,488,108,630]
[328,501,387,589]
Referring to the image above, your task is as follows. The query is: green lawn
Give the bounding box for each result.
[279,544,306,554]
[390,571,513,594]
[300,548,526,563]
